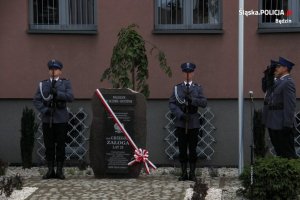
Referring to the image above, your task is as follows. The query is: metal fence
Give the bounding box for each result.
[294,111,300,156]
[166,107,300,160]
[269,110,300,157]
[35,106,299,164]
[36,107,89,163]
[164,107,216,160]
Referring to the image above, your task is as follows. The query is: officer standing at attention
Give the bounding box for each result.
[33,60,74,179]
[263,57,297,159]
[169,62,207,181]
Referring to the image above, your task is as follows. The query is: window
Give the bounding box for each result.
[29,0,97,33]
[259,0,300,30]
[154,0,222,32]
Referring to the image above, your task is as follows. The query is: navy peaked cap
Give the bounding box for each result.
[48,59,63,70]
[278,57,295,69]
[181,62,196,73]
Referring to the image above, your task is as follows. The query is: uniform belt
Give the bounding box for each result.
[56,101,66,109]
[268,104,283,110]
[43,100,66,109]
[182,109,198,114]
[187,111,198,114]
[182,105,198,114]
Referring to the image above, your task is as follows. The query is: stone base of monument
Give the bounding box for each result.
[90,88,146,178]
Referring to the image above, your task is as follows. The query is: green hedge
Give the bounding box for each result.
[20,107,38,169]
[0,159,8,176]
[239,157,300,200]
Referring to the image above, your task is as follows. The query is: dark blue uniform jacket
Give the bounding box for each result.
[169,82,207,129]
[33,78,74,123]
[263,74,296,130]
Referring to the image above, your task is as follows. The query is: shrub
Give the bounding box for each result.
[100,24,171,97]
[192,178,208,200]
[0,174,23,197]
[0,159,8,176]
[20,107,38,169]
[0,177,13,197]
[239,157,300,200]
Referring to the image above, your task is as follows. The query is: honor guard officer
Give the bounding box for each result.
[263,57,297,159]
[33,59,74,179]
[169,62,207,181]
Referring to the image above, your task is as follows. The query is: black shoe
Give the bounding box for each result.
[188,162,197,182]
[178,172,188,181]
[188,172,196,182]
[178,163,188,181]
[56,162,65,180]
[43,162,56,179]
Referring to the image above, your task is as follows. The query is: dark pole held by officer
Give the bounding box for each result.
[33,60,74,179]
[262,57,297,159]
[169,62,207,181]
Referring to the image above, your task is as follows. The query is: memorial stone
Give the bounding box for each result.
[90,88,146,178]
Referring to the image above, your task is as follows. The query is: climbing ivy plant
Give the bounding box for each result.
[101,24,172,97]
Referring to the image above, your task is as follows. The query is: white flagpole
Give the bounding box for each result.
[238,0,245,174]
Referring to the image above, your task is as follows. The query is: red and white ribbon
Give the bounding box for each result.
[95,89,157,174]
[128,148,156,174]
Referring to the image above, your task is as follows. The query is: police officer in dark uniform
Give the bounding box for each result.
[169,62,207,181]
[33,59,74,179]
[262,57,297,159]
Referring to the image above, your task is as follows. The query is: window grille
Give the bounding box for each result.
[29,0,97,33]
[259,0,300,29]
[33,0,59,25]
[155,0,222,31]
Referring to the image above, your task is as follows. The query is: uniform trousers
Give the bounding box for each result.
[176,128,199,163]
[42,123,67,162]
[268,128,297,159]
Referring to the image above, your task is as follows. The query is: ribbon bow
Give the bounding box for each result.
[128,148,156,174]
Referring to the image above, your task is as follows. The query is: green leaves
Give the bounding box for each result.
[157,50,172,77]
[239,157,300,200]
[100,24,171,97]
[21,107,38,138]
[20,107,38,169]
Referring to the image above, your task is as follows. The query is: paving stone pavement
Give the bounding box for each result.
[4,167,243,200]
[24,176,193,200]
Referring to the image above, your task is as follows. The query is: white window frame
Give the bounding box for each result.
[154,0,222,31]
[28,0,97,33]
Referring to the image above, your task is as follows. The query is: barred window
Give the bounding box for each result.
[259,0,300,29]
[154,0,222,32]
[29,0,97,33]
